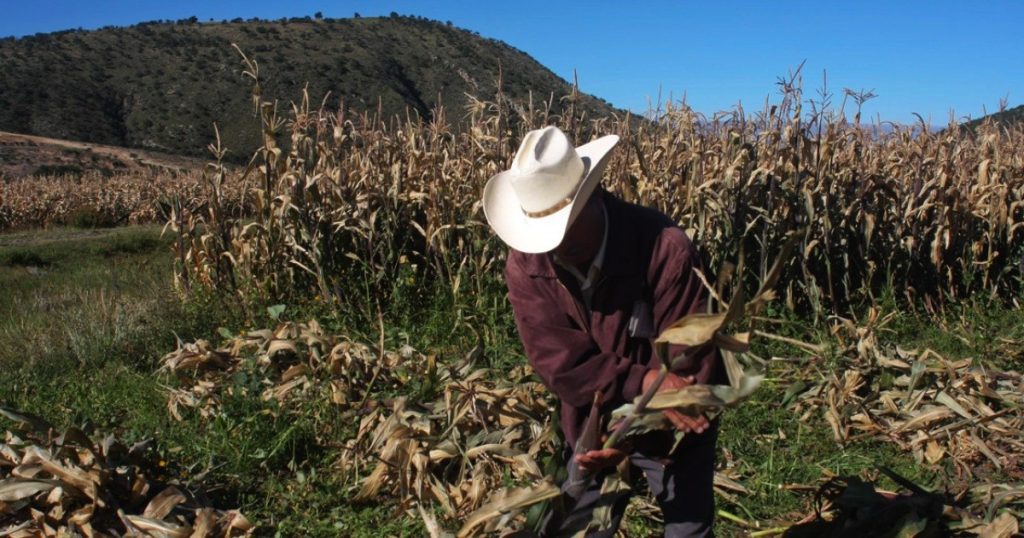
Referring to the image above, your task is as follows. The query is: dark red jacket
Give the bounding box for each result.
[505,191,725,446]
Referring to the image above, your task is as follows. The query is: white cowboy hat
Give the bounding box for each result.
[482,126,619,253]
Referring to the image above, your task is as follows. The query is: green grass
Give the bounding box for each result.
[1,225,1019,536]
[718,384,938,527]
[888,299,1024,371]
[0,225,434,536]
[0,226,173,371]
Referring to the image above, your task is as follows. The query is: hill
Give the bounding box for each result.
[963,104,1024,130]
[0,15,617,161]
[0,130,205,178]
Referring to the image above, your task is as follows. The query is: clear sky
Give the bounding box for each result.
[3,1,1022,124]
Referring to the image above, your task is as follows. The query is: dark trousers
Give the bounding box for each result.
[543,422,718,537]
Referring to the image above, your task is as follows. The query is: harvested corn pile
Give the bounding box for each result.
[797,310,1024,474]
[341,368,556,515]
[774,308,1024,535]
[783,470,944,537]
[783,468,1023,537]
[160,319,757,534]
[158,308,1023,535]
[0,408,251,538]
[160,319,435,421]
[161,320,562,530]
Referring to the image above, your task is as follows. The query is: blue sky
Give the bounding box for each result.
[3,1,1022,124]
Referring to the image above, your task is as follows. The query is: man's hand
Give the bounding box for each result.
[575,447,628,474]
[642,369,710,435]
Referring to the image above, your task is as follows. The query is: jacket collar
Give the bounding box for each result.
[517,190,641,279]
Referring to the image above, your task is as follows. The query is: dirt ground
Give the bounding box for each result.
[0,130,204,178]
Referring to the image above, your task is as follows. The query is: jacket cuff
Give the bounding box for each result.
[622,363,652,402]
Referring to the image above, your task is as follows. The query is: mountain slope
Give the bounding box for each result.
[963,104,1024,130]
[0,130,205,178]
[0,15,617,160]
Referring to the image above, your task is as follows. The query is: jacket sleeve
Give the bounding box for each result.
[647,227,721,384]
[505,262,651,408]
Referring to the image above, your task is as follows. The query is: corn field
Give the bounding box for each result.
[0,170,246,231]
[4,50,1024,534]
[4,61,1021,319]
[147,55,1024,534]
[164,53,1024,323]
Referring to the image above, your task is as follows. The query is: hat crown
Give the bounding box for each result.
[509,126,584,213]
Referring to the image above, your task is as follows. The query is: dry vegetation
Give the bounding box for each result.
[5,61,1022,316]
[0,170,245,231]
[164,59,1024,322]
[0,408,252,537]
[153,306,1023,535]
[160,321,562,523]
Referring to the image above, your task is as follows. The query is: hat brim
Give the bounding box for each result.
[483,134,619,253]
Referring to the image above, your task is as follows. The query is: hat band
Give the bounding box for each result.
[523,196,573,218]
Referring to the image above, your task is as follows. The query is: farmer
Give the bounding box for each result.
[482,126,726,537]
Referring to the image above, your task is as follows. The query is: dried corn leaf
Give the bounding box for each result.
[464,444,522,459]
[121,513,192,537]
[895,407,952,433]
[190,507,216,538]
[417,503,453,538]
[354,463,389,502]
[143,486,187,520]
[457,479,560,538]
[935,390,973,421]
[20,447,97,499]
[977,512,1018,538]
[266,339,298,358]
[220,509,253,532]
[714,332,751,353]
[655,313,726,347]
[0,408,52,436]
[0,479,57,502]
[645,373,763,414]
